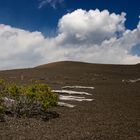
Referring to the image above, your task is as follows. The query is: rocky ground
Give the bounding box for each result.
[0,61,140,140]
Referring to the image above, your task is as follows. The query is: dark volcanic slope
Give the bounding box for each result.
[0,61,140,140]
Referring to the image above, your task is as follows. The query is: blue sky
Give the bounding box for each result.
[0,0,140,69]
[0,0,139,35]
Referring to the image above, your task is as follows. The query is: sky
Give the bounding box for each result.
[0,0,140,69]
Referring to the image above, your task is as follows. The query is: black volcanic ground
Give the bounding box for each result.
[0,61,140,140]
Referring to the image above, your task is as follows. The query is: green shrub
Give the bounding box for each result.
[0,105,4,114]
[6,84,23,99]
[0,79,6,95]
[24,83,58,110]
[0,79,58,119]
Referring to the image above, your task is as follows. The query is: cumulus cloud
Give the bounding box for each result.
[38,0,64,9]
[0,24,44,69]
[0,9,140,70]
[58,9,126,44]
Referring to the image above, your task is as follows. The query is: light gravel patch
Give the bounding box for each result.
[59,95,94,102]
[52,90,92,96]
[58,102,75,108]
[62,86,95,90]
[122,78,140,83]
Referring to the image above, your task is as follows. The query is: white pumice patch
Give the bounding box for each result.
[53,85,95,108]
[58,102,75,108]
[52,90,92,95]
[62,86,95,90]
[122,78,140,83]
[59,95,94,102]
[60,95,85,99]
[2,97,15,108]
[2,97,15,103]
[129,78,140,83]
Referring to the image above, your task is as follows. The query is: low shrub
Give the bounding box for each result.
[0,79,58,120]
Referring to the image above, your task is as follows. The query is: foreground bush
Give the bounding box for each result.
[0,80,58,121]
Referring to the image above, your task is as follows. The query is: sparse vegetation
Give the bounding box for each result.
[0,79,58,121]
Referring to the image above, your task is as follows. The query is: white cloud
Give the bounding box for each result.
[0,24,44,69]
[0,9,140,70]
[58,9,126,44]
[38,0,64,9]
